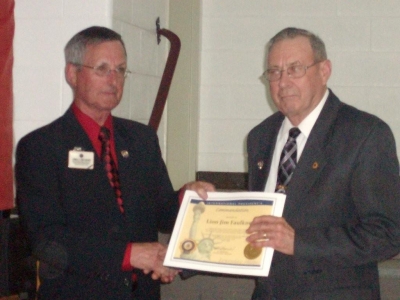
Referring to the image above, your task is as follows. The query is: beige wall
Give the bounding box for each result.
[165,0,201,188]
[198,0,400,173]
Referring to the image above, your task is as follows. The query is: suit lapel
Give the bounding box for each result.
[112,120,130,178]
[112,119,143,219]
[62,109,124,215]
[286,91,343,198]
[62,108,97,154]
[251,114,283,191]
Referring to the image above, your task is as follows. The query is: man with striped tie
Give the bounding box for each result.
[245,27,400,299]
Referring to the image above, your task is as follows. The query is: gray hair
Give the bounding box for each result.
[267,27,327,62]
[64,26,127,65]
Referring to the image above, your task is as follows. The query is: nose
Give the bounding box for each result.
[105,69,120,85]
[278,69,292,88]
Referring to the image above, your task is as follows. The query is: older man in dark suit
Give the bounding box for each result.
[15,26,214,300]
[245,27,400,299]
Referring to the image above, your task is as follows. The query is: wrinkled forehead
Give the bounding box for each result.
[267,37,314,67]
[83,41,127,64]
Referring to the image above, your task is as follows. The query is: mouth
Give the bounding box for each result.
[279,94,296,100]
[102,90,117,96]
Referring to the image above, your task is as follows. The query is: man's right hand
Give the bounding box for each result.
[130,242,179,283]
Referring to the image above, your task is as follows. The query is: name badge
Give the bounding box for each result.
[68,150,94,170]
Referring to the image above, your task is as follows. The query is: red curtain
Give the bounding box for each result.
[0,0,15,210]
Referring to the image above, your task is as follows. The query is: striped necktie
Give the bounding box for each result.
[276,127,301,194]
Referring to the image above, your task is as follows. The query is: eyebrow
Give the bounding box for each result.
[91,60,127,67]
[268,61,303,69]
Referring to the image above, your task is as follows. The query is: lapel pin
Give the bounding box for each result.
[121,150,129,158]
[257,160,264,170]
[312,162,318,169]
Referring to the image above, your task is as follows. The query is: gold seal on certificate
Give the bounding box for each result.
[244,243,262,260]
[181,239,196,254]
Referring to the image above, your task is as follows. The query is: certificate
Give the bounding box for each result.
[164,191,286,277]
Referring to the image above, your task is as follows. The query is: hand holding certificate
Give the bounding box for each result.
[164,191,286,277]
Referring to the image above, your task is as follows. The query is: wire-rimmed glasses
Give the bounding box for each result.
[263,61,321,82]
[76,63,131,79]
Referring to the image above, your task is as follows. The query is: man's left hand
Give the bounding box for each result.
[245,215,295,255]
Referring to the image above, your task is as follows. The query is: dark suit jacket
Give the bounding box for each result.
[16,108,179,300]
[247,91,400,300]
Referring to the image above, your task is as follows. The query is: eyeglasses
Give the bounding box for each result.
[263,61,321,82]
[76,64,131,79]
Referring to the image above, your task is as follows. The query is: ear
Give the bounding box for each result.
[319,59,332,85]
[65,63,78,88]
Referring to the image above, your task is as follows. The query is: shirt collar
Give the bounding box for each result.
[71,103,114,143]
[280,88,329,139]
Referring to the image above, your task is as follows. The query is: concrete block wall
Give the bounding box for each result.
[13,0,169,155]
[13,0,111,147]
[112,0,169,153]
[16,1,400,192]
[195,3,400,298]
[198,0,400,172]
[13,0,400,198]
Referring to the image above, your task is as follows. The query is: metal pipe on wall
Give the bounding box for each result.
[148,18,181,131]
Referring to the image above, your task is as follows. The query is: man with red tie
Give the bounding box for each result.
[15,26,214,300]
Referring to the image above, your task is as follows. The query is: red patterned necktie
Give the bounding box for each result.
[98,127,124,213]
[276,127,301,194]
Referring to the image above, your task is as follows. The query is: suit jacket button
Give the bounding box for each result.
[124,278,130,287]
[100,272,110,280]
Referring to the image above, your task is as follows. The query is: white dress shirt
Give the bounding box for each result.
[264,89,329,192]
